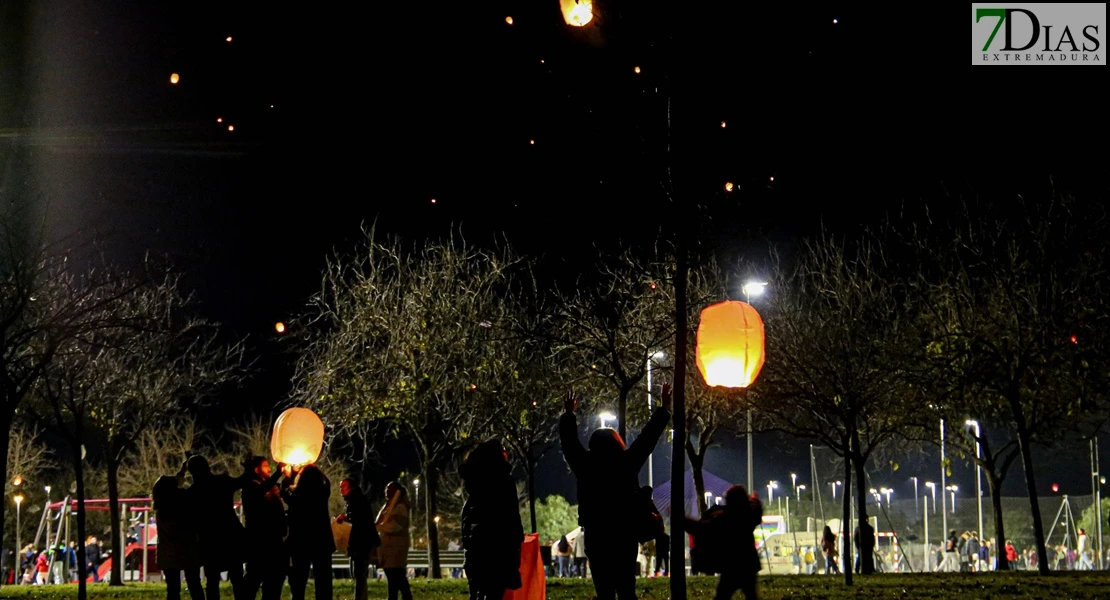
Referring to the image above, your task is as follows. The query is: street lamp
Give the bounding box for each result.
[767,481,778,504]
[412,478,420,544]
[925,481,937,513]
[796,484,806,503]
[599,412,616,429]
[870,488,880,505]
[881,488,893,505]
[14,493,24,560]
[911,476,919,515]
[704,491,713,510]
[831,480,841,501]
[791,473,797,492]
[947,485,958,512]
[647,350,665,488]
[742,281,767,493]
[966,420,985,538]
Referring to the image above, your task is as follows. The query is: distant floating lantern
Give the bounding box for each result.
[1052,483,1060,493]
[560,0,593,26]
[696,300,765,388]
[275,322,286,333]
[431,198,437,204]
[720,121,727,128]
[270,408,325,467]
[170,73,180,84]
[769,176,775,182]
[226,36,233,42]
[227,125,234,131]
[505,16,513,25]
[724,182,734,192]
[216,117,223,123]
[529,139,535,145]
[633,66,641,74]
[12,475,22,486]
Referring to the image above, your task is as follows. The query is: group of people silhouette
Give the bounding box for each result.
[152,381,764,600]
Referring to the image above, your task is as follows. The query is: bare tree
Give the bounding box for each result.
[907,193,1109,575]
[116,420,203,497]
[4,425,53,496]
[294,229,519,577]
[550,246,675,441]
[756,232,926,581]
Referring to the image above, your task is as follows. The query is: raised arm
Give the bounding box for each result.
[627,383,672,470]
[559,391,587,474]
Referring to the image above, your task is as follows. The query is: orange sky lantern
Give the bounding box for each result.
[560,0,593,27]
[270,407,325,467]
[169,73,180,84]
[696,300,766,388]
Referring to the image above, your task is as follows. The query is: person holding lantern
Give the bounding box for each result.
[375,482,413,600]
[240,457,287,600]
[281,463,335,600]
[186,455,246,600]
[560,383,672,600]
[459,439,524,600]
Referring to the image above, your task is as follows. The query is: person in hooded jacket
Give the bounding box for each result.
[560,383,671,600]
[186,455,246,600]
[460,439,525,600]
[152,469,204,600]
[685,485,762,600]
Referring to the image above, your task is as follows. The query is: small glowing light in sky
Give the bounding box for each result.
[470,384,477,390]
[275,322,286,333]
[833,18,838,24]
[650,282,657,289]
[227,125,234,132]
[216,117,223,123]
[634,66,641,74]
[724,182,734,192]
[270,104,274,108]
[720,121,727,128]
[770,176,775,182]
[169,73,180,84]
[226,36,233,42]
[506,16,513,25]
[529,139,535,145]
[431,198,437,204]
[540,59,545,64]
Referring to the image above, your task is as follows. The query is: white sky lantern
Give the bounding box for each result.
[270,408,325,467]
[560,0,593,27]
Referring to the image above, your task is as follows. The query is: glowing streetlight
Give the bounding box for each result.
[741,282,767,302]
[599,412,616,429]
[925,481,937,513]
[647,350,665,488]
[767,481,778,504]
[13,493,24,559]
[830,480,841,501]
[881,487,893,505]
[966,419,985,542]
[946,485,958,512]
[796,484,806,503]
[911,476,919,514]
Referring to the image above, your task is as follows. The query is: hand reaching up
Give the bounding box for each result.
[565,391,579,415]
[661,382,673,413]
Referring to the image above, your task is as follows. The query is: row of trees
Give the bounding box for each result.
[294,194,1110,581]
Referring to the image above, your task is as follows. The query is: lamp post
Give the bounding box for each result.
[940,419,948,537]
[647,351,664,489]
[925,481,936,514]
[767,481,778,504]
[923,494,929,571]
[791,473,797,493]
[947,485,958,513]
[412,478,420,544]
[1093,437,1104,570]
[14,493,24,565]
[966,420,985,540]
[881,488,893,505]
[831,480,841,501]
[797,484,806,504]
[599,412,616,430]
[911,477,919,515]
[742,281,766,492]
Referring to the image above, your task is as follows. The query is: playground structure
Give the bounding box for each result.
[33,497,158,582]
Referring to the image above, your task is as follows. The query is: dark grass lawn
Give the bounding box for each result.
[3,573,1110,599]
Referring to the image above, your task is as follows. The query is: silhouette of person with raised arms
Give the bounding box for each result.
[186,455,246,600]
[560,383,672,600]
[281,463,335,600]
[240,457,286,600]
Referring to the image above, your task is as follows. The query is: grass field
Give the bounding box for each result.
[3,573,1110,600]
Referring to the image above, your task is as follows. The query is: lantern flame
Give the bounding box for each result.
[696,301,766,388]
[560,0,593,26]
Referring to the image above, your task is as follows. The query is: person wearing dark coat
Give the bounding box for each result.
[240,457,287,600]
[337,478,380,600]
[685,485,763,600]
[186,455,246,600]
[460,439,525,600]
[153,468,204,600]
[282,464,336,600]
[560,384,671,600]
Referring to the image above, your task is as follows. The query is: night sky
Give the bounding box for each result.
[2,2,1106,502]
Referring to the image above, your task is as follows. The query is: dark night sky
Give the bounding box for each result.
[2,2,1107,502]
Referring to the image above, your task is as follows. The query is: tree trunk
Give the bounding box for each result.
[841,449,853,586]
[0,409,11,590]
[669,216,688,600]
[851,425,874,575]
[74,437,89,600]
[987,471,1008,571]
[425,467,442,578]
[527,457,538,533]
[687,438,707,516]
[617,387,628,442]
[107,454,124,586]
[1015,419,1050,574]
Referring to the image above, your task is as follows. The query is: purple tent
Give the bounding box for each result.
[652,469,735,517]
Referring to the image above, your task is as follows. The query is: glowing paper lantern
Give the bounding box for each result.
[560,0,593,26]
[696,300,765,388]
[505,16,513,25]
[271,408,325,467]
[275,322,286,333]
[169,73,180,84]
[724,182,734,192]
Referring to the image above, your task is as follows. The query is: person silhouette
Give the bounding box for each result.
[240,457,286,600]
[282,464,335,600]
[560,383,671,600]
[337,478,380,600]
[460,439,524,600]
[152,470,204,600]
[186,455,245,600]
